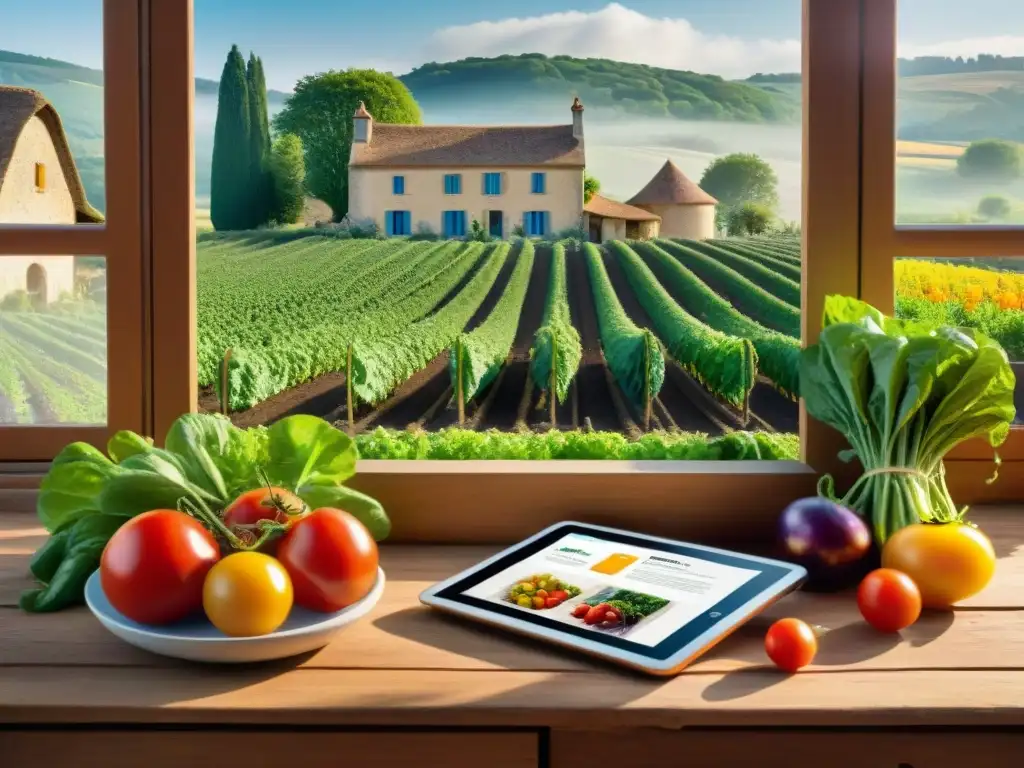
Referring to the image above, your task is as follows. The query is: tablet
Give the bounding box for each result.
[420,521,807,676]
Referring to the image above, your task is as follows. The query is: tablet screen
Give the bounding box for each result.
[435,525,798,660]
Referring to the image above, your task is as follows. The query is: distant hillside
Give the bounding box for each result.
[400,53,799,123]
[0,50,289,212]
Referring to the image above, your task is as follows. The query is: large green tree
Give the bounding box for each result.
[246,53,272,227]
[957,139,1023,182]
[269,133,306,224]
[274,69,422,219]
[211,45,253,231]
[699,152,780,211]
[726,202,774,236]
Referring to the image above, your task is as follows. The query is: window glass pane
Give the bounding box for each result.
[0,0,106,221]
[0,255,107,425]
[897,1,1024,225]
[194,1,803,460]
[895,256,1023,422]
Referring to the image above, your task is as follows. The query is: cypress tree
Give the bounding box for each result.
[211,45,252,231]
[246,53,272,226]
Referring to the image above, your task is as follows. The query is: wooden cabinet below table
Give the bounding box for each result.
[551,730,1024,768]
[2,731,539,768]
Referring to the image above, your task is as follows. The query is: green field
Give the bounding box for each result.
[1,232,809,447]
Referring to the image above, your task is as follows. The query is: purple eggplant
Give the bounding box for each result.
[778,498,873,590]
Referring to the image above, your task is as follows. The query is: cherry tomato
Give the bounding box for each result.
[764,618,818,672]
[276,508,379,613]
[203,552,293,637]
[881,523,996,608]
[857,568,922,632]
[100,509,220,626]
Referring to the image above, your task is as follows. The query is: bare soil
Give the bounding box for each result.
[565,244,624,433]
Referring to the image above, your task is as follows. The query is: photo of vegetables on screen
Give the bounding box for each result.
[567,587,671,636]
[502,573,584,611]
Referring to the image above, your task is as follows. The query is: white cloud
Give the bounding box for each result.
[422,3,801,79]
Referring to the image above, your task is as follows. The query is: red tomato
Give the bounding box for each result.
[223,487,308,528]
[276,508,379,613]
[764,618,818,672]
[857,568,922,632]
[100,509,220,626]
[572,603,590,618]
[550,590,569,601]
[544,597,563,609]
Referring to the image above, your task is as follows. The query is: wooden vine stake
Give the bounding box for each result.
[643,338,652,431]
[219,348,233,416]
[549,332,558,428]
[346,343,355,434]
[456,337,466,425]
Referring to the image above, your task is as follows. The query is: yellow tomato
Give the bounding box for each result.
[881,523,996,609]
[202,552,293,637]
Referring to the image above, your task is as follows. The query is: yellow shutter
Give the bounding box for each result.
[34,162,46,191]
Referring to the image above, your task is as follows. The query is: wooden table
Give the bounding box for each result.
[2,508,1024,768]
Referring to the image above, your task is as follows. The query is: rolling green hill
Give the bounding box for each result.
[401,53,798,123]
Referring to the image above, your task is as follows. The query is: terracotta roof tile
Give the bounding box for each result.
[349,123,584,168]
[0,86,103,223]
[627,159,717,206]
[584,194,661,222]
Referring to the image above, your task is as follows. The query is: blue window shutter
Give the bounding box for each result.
[542,212,549,235]
[455,175,461,194]
[385,212,393,237]
[459,211,466,236]
[402,211,410,235]
[393,176,404,195]
[442,212,449,237]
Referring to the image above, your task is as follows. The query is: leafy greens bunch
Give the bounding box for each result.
[22,413,389,613]
[801,296,1016,544]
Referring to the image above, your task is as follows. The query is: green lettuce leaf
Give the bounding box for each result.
[37,444,121,533]
[267,415,356,490]
[297,483,391,541]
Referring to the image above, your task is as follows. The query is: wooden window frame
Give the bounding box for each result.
[3,1,1018,541]
[859,0,1024,502]
[0,0,145,460]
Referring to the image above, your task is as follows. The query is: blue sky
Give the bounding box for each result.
[0,0,1021,90]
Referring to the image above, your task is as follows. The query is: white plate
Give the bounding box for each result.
[84,567,385,663]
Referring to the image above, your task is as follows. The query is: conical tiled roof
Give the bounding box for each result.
[627,159,717,206]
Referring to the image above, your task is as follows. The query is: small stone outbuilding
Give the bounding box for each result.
[626,159,717,241]
[0,86,103,306]
[583,194,661,243]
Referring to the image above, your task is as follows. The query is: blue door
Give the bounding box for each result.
[488,210,503,238]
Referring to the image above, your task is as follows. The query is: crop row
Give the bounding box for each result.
[530,242,583,404]
[351,242,510,404]
[449,241,536,403]
[199,237,422,387]
[633,242,800,398]
[706,239,802,283]
[583,242,665,412]
[656,239,801,337]
[220,241,485,409]
[355,426,799,461]
[681,240,801,306]
[609,241,757,408]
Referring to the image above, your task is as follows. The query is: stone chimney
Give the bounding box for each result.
[571,97,584,140]
[353,101,373,144]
